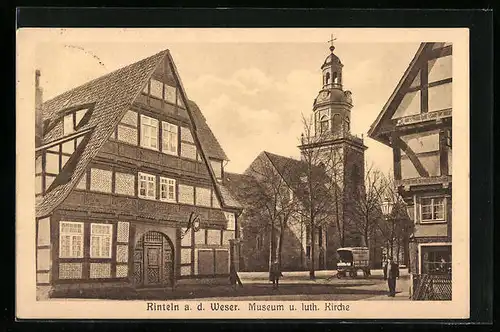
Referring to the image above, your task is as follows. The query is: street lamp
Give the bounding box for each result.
[381,196,395,258]
[381,196,394,217]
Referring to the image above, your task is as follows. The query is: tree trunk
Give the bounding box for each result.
[396,236,401,264]
[334,187,343,248]
[309,219,316,280]
[390,221,394,258]
[278,223,285,271]
[268,219,274,273]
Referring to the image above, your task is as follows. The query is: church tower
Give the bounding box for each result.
[299,40,367,269]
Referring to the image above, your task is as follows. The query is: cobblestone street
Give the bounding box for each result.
[54,269,410,301]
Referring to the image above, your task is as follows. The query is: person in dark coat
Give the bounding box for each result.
[383,256,400,297]
[269,259,283,289]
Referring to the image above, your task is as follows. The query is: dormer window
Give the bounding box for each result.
[35,131,90,195]
[62,107,91,135]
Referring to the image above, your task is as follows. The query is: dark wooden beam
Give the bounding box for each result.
[439,129,449,176]
[394,137,429,177]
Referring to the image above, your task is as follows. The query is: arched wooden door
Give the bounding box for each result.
[133,231,174,287]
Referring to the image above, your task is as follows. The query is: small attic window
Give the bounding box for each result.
[144,78,184,108]
[61,105,93,136]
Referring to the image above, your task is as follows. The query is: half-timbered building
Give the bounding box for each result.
[34,50,242,299]
[368,42,452,299]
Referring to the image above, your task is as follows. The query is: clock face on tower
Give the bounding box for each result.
[318,91,330,102]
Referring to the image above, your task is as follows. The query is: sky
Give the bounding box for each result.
[33,30,422,175]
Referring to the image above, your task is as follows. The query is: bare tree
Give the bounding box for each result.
[376,174,413,263]
[297,114,345,279]
[244,153,299,271]
[347,163,388,253]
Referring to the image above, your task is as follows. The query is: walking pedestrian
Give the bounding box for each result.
[383,256,399,297]
[269,259,282,289]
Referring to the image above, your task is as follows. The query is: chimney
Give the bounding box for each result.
[35,70,43,147]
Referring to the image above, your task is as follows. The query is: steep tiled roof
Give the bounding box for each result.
[223,172,262,210]
[36,50,240,218]
[263,152,308,188]
[188,101,228,161]
[36,51,167,217]
[217,183,243,209]
[262,151,336,207]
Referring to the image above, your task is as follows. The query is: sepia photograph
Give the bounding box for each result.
[16,27,470,319]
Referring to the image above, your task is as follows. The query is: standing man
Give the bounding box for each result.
[383,256,399,297]
[269,259,283,290]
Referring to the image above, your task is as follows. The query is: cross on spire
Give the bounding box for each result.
[328,34,337,52]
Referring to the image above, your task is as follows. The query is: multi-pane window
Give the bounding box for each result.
[90,223,112,258]
[138,172,156,199]
[162,121,178,155]
[421,197,445,222]
[59,221,84,258]
[38,136,85,194]
[140,115,158,150]
[160,177,176,202]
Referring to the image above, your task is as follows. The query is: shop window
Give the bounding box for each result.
[421,245,451,275]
